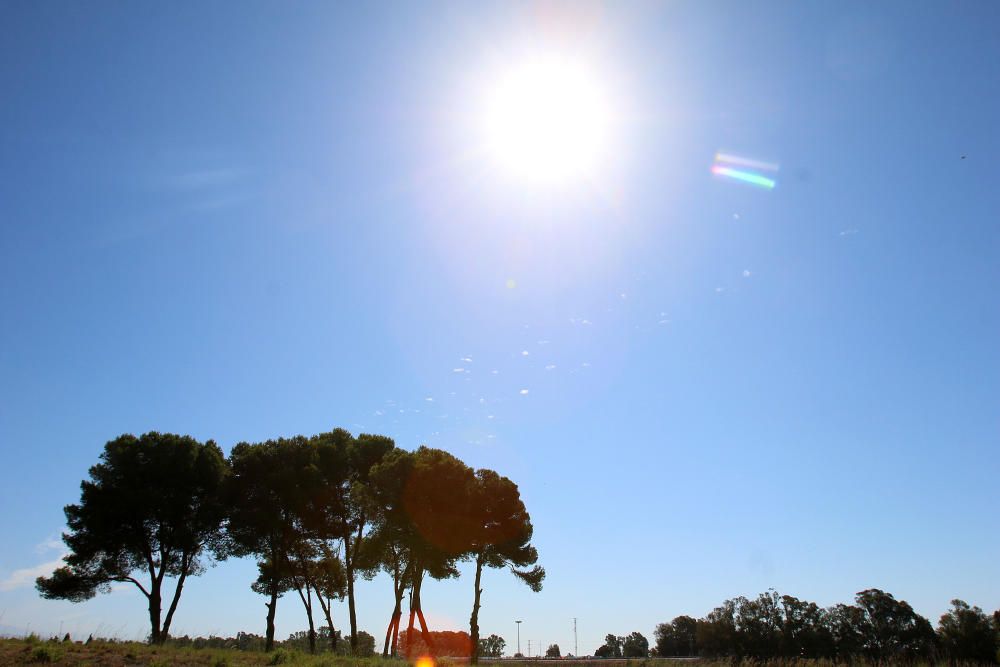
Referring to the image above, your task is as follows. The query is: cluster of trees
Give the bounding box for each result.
[652,589,999,663]
[166,628,376,655]
[596,632,650,658]
[36,431,544,662]
[281,628,376,655]
[480,633,507,658]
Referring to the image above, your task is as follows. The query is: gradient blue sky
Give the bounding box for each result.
[1,0,998,653]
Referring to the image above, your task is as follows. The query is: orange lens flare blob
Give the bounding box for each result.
[415,656,436,667]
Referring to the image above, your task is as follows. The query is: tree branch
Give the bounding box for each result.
[118,576,151,599]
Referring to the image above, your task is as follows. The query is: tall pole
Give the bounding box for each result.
[574,618,578,658]
[516,620,522,657]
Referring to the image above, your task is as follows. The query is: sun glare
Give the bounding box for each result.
[480,56,613,185]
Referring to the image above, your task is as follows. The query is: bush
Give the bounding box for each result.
[29,645,59,663]
[269,648,292,664]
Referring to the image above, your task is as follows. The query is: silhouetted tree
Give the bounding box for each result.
[313,429,395,654]
[780,594,833,658]
[737,590,783,658]
[371,447,473,656]
[467,468,544,664]
[597,634,623,658]
[854,588,935,662]
[697,600,738,657]
[655,616,698,656]
[357,516,413,657]
[36,433,228,644]
[546,643,561,657]
[367,448,422,656]
[826,602,867,660]
[227,436,314,651]
[623,631,649,657]
[938,599,998,664]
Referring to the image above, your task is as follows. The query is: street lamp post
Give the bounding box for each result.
[515,620,522,657]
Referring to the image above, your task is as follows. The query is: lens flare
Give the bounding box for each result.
[711,152,778,189]
[415,656,436,667]
[711,165,776,189]
[714,152,779,172]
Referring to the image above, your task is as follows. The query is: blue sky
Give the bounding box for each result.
[1,0,998,653]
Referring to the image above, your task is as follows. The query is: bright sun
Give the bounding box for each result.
[480,56,613,185]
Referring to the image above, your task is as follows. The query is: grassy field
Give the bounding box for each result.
[0,641,713,667]
[0,637,411,666]
[3,641,982,667]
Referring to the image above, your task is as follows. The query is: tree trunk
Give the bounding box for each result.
[317,591,337,653]
[391,611,401,657]
[417,608,434,652]
[307,608,317,654]
[344,534,358,654]
[384,578,404,657]
[293,580,317,654]
[145,548,166,645]
[469,555,484,664]
[406,586,417,659]
[147,583,163,645]
[265,587,278,652]
[413,574,436,655]
[383,616,395,657]
[161,561,190,640]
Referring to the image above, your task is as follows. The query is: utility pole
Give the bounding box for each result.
[528,639,532,658]
[516,620,522,657]
[573,618,578,658]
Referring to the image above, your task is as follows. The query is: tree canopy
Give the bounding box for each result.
[36,432,228,644]
[227,436,317,651]
[655,616,698,657]
[466,468,544,663]
[478,634,506,658]
[623,631,649,657]
[938,599,997,664]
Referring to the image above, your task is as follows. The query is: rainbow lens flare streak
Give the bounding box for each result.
[711,165,776,189]
[711,152,778,189]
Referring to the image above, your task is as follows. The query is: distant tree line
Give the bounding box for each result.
[166,627,376,655]
[36,431,544,662]
[648,589,999,663]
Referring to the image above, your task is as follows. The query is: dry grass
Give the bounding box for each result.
[0,642,969,667]
[0,638,410,666]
